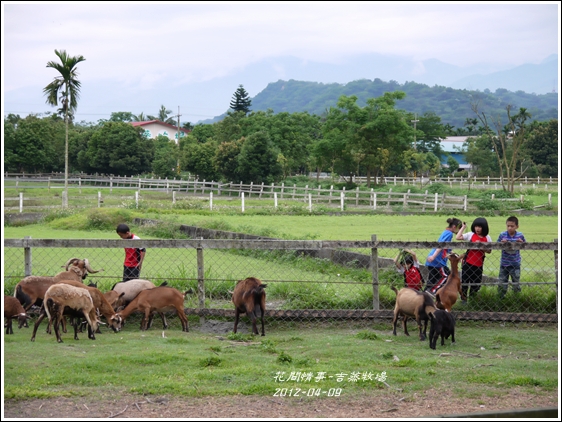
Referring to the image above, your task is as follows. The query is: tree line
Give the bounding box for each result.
[4,92,557,191]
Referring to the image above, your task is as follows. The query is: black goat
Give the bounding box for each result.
[429,310,456,349]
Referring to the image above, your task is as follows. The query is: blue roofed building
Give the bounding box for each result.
[439,136,472,172]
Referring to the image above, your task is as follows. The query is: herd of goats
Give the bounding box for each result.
[5,254,463,350]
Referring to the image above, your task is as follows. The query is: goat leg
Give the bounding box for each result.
[233,309,240,333]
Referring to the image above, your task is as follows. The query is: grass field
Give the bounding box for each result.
[3,319,558,401]
[2,199,559,410]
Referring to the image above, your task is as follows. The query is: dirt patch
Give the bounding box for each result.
[3,388,557,418]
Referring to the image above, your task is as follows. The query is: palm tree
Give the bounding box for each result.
[148,105,176,125]
[132,112,147,122]
[43,49,86,207]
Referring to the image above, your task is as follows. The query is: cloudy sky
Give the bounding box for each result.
[2,2,559,124]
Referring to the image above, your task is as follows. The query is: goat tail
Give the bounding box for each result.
[435,292,442,305]
[15,285,33,309]
[391,286,398,295]
[159,281,168,287]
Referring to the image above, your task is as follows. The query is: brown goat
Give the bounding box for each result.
[391,287,436,341]
[232,277,267,336]
[116,286,189,332]
[30,280,123,341]
[4,295,30,334]
[14,258,102,311]
[42,284,100,343]
[111,279,168,328]
[435,253,466,312]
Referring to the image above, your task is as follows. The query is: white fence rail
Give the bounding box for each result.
[4,174,554,214]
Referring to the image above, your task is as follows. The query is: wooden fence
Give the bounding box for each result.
[3,174,555,213]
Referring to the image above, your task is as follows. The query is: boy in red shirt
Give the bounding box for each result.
[394,249,423,291]
[116,223,146,282]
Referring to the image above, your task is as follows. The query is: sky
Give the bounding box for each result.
[2,2,560,125]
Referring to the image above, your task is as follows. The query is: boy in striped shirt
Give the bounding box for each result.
[497,216,526,298]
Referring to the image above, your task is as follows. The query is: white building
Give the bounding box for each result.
[130,120,190,143]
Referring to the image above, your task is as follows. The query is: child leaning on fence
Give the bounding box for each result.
[394,249,423,291]
[497,216,526,298]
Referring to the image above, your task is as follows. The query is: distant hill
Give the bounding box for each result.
[201,79,558,129]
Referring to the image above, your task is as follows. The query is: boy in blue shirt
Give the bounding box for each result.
[497,216,526,298]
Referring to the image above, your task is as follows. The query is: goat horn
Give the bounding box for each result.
[64,257,80,271]
[84,259,102,274]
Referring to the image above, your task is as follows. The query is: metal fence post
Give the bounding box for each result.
[24,236,32,276]
[371,234,379,310]
[197,239,205,324]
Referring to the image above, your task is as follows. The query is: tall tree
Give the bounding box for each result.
[523,119,558,177]
[472,103,531,194]
[43,49,86,207]
[229,84,252,114]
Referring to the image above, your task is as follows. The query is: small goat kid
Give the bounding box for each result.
[42,284,101,343]
[116,286,189,332]
[435,253,466,312]
[429,309,456,349]
[391,287,436,341]
[232,277,267,336]
[4,295,30,334]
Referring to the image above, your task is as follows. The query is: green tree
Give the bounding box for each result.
[323,93,413,186]
[229,84,252,114]
[523,119,558,177]
[464,134,500,177]
[236,131,282,183]
[109,111,135,122]
[213,138,245,181]
[152,135,179,178]
[82,122,154,176]
[43,49,86,206]
[3,115,64,173]
[414,112,447,157]
[180,139,220,181]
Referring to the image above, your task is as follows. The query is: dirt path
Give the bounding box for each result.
[4,388,558,419]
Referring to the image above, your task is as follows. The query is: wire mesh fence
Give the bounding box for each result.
[3,237,557,325]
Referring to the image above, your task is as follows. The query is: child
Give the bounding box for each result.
[497,216,526,298]
[116,223,146,282]
[456,217,492,302]
[394,249,423,291]
[425,217,463,295]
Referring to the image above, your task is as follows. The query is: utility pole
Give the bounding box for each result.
[176,106,182,174]
[411,113,419,150]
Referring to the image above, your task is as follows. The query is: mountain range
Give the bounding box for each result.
[4,53,557,127]
[198,53,558,126]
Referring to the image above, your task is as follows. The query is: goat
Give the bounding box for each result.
[232,277,267,336]
[4,295,30,334]
[429,310,456,349]
[435,253,466,312]
[116,286,189,332]
[391,286,436,341]
[111,279,168,328]
[42,284,101,343]
[30,280,123,341]
[14,258,102,311]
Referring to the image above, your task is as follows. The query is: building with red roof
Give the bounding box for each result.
[130,120,190,143]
